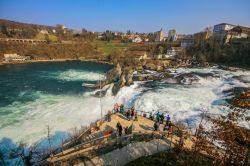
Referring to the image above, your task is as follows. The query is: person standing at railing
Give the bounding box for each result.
[131,106,135,120]
[166,115,171,125]
[134,110,138,121]
[120,104,124,114]
[156,111,160,122]
[107,110,112,122]
[149,112,154,120]
[116,122,123,136]
[160,113,164,124]
[127,109,131,121]
[125,126,129,134]
[153,121,160,131]
[167,121,173,136]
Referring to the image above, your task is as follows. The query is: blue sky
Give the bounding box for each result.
[0,0,249,34]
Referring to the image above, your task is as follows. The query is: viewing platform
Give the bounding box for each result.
[37,112,194,166]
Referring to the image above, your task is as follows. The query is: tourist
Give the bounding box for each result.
[153,121,158,131]
[116,122,120,132]
[149,112,154,120]
[153,121,160,131]
[120,104,124,114]
[167,121,173,136]
[116,122,123,136]
[156,111,160,122]
[125,126,129,135]
[166,115,170,125]
[134,110,138,121]
[107,110,112,122]
[127,109,131,121]
[160,113,164,124]
[131,107,135,120]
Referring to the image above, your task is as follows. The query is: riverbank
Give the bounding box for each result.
[0,58,114,66]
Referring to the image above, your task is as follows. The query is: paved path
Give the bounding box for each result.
[47,114,194,165]
[76,139,171,166]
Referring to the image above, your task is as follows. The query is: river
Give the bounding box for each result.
[0,62,249,148]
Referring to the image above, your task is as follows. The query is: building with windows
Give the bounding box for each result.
[224,26,250,43]
[155,29,164,42]
[4,54,30,62]
[164,47,184,59]
[132,37,143,43]
[168,29,178,42]
[213,23,236,34]
[213,23,236,41]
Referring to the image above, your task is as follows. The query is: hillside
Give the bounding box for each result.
[0,19,55,38]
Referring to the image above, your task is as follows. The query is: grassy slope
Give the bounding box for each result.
[94,40,129,56]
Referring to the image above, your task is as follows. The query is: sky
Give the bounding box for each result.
[0,0,250,34]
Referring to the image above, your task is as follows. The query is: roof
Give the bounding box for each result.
[214,23,236,27]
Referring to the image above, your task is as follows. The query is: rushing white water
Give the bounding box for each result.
[134,67,250,129]
[40,69,106,82]
[0,65,249,148]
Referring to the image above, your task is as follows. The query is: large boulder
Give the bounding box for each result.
[126,73,134,86]
[119,74,126,88]
[112,83,120,95]
[106,63,122,83]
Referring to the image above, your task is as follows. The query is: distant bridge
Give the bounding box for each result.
[0,38,47,43]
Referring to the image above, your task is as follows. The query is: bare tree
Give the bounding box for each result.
[0,150,6,166]
[9,141,40,166]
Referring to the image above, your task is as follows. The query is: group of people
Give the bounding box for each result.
[113,104,173,136]
[116,121,134,136]
[153,111,173,135]
[114,103,138,121]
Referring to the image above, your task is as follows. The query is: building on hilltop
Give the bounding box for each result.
[4,54,30,62]
[132,36,143,43]
[213,23,250,43]
[168,29,178,42]
[213,23,236,34]
[224,25,250,43]
[39,29,49,35]
[213,23,236,42]
[155,29,164,42]
[164,47,184,59]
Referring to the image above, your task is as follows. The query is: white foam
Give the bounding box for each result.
[0,67,249,146]
[40,69,106,81]
[135,67,250,129]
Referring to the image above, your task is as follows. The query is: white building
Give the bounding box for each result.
[39,30,49,34]
[132,37,143,43]
[224,26,250,43]
[213,23,236,34]
[213,23,236,41]
[164,47,184,59]
[4,54,30,62]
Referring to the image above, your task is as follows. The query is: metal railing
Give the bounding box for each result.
[35,107,186,166]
